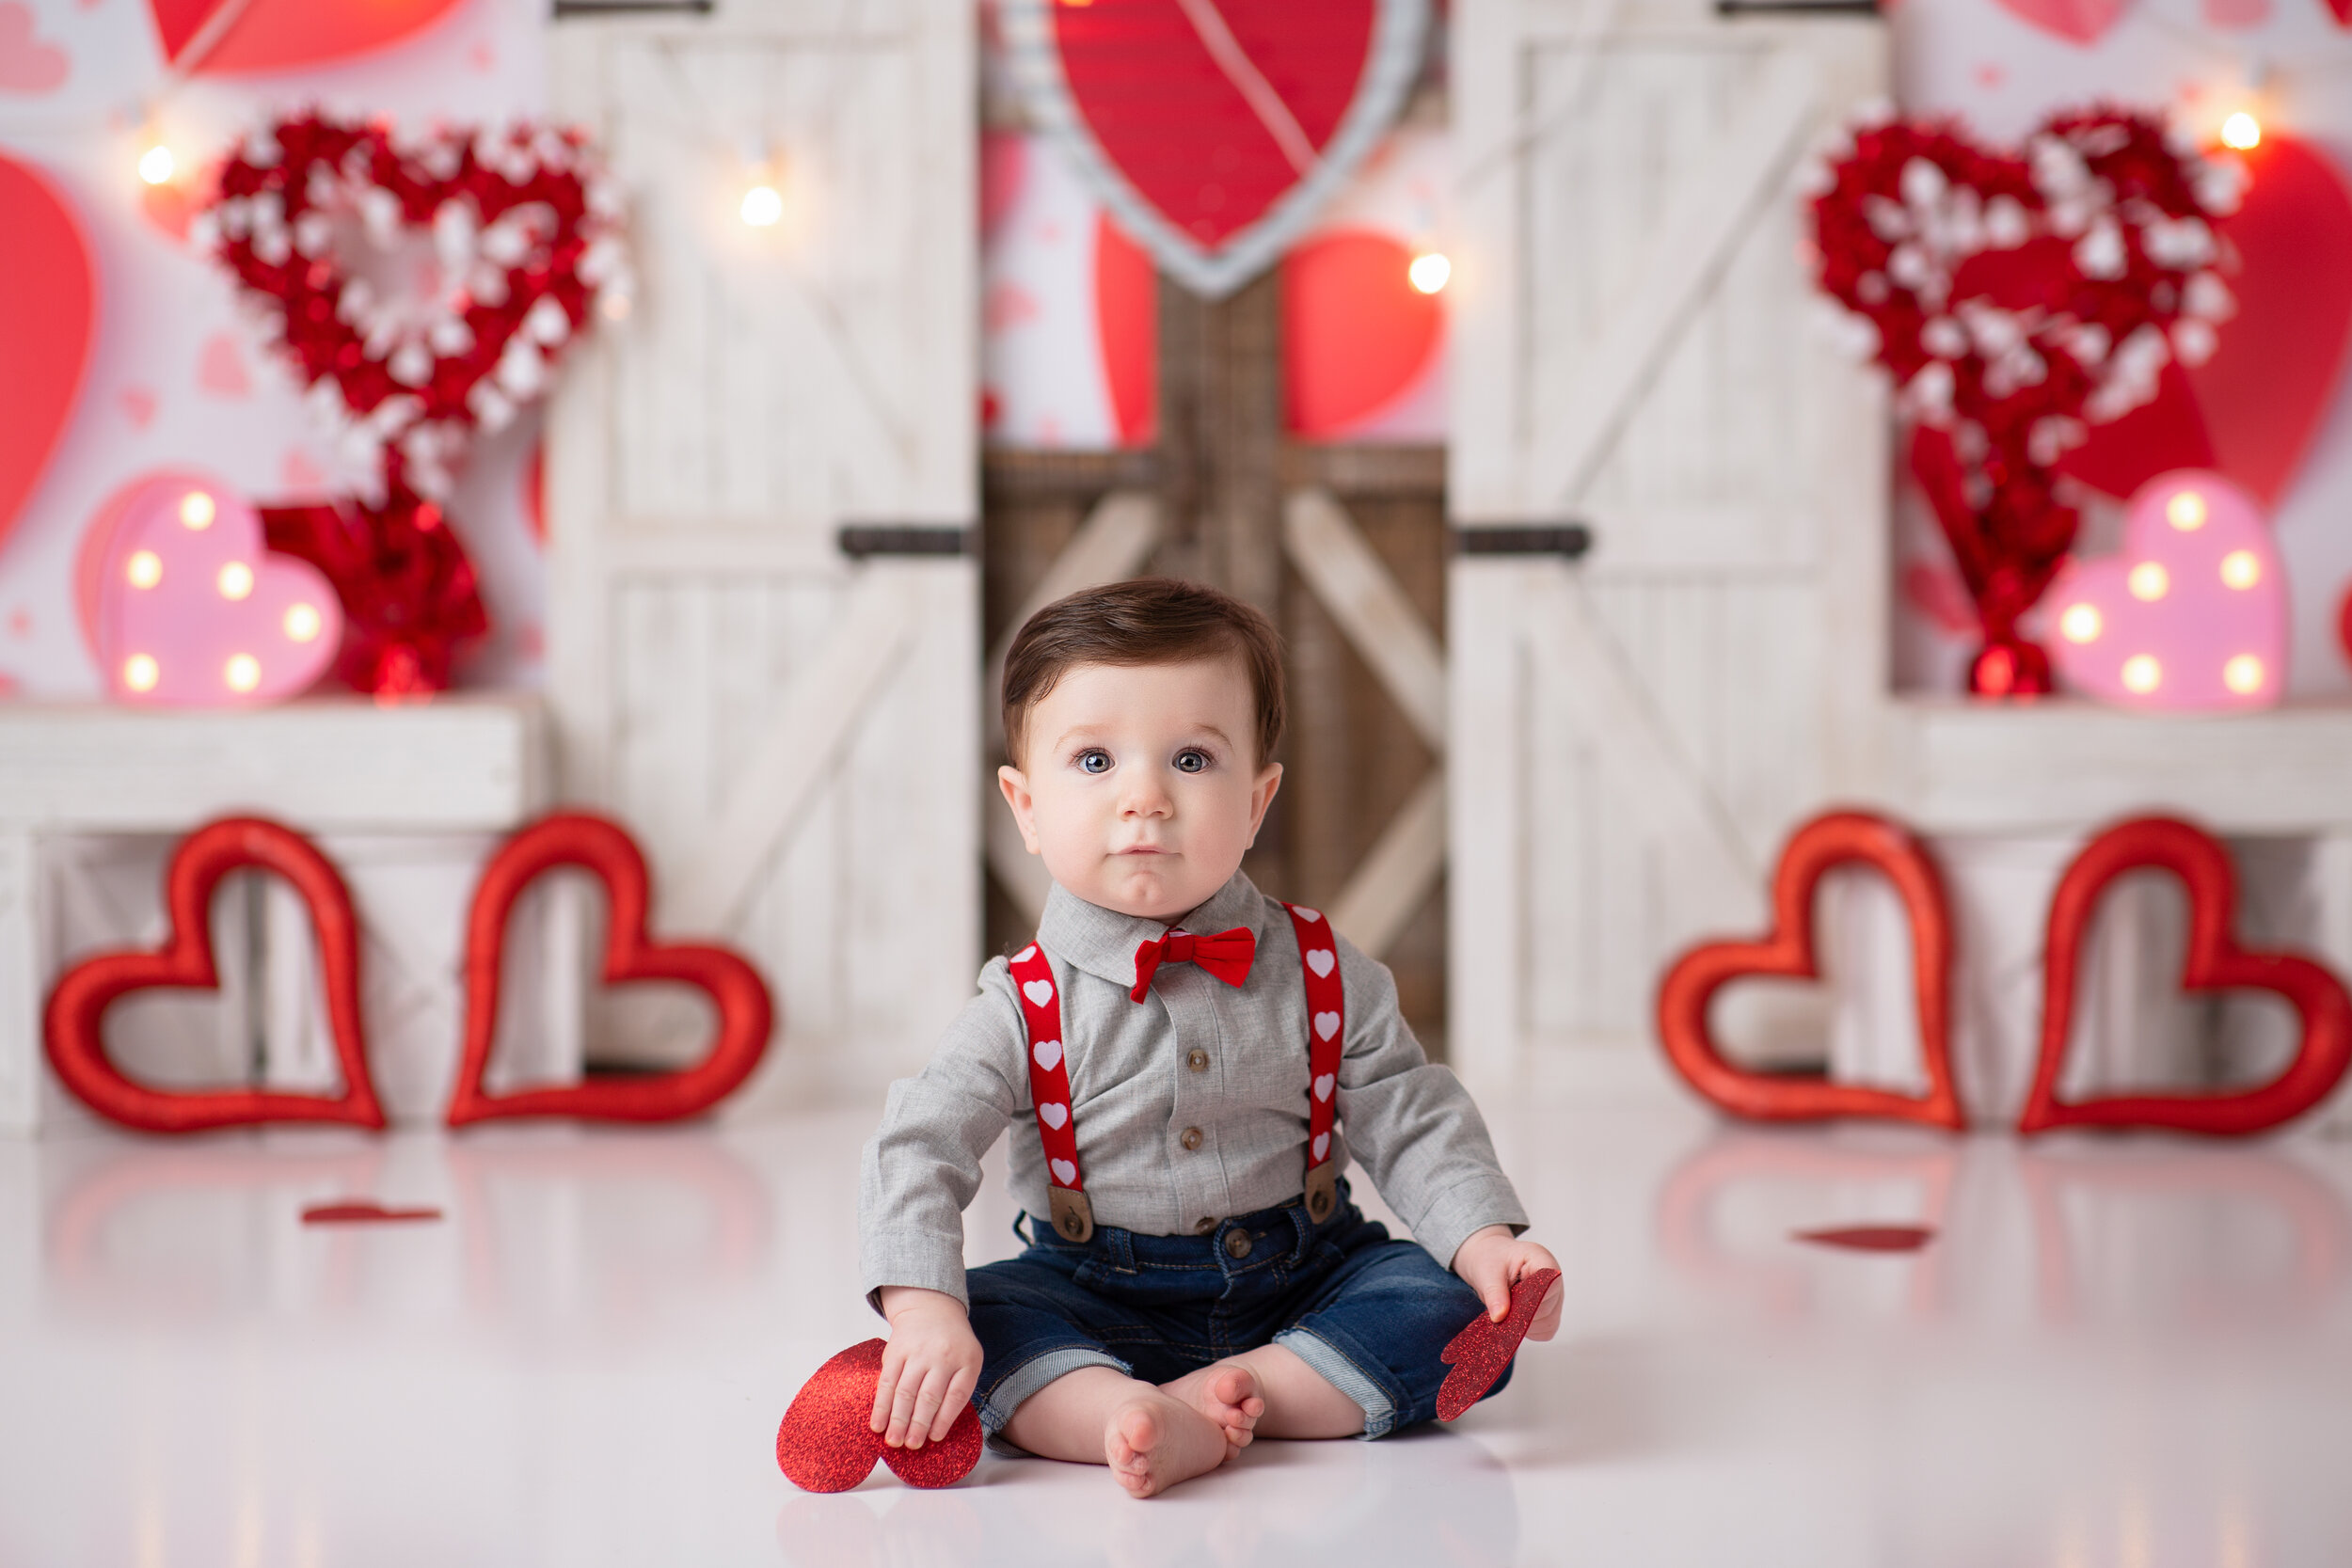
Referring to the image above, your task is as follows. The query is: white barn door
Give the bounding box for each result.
[548,0,977,1108]
[1449,0,1886,1089]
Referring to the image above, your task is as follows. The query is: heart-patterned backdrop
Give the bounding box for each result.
[0,0,551,700]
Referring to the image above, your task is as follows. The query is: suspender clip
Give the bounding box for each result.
[1050,1186,1095,1243]
[1303,1161,1338,1225]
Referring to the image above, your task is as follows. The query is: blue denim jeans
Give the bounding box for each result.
[965,1180,1507,1440]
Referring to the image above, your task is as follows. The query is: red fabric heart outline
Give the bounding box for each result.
[43,817,387,1133]
[1657,812,1966,1129]
[1437,1266,1559,1421]
[444,813,774,1126]
[775,1338,983,1492]
[2018,816,2352,1136]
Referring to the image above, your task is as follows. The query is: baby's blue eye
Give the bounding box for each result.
[1077,750,1112,774]
[1174,750,1209,773]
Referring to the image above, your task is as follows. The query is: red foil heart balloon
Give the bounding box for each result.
[775,1338,984,1493]
[2018,817,2352,1136]
[43,818,388,1133]
[1437,1266,1559,1421]
[1657,812,1967,1130]
[444,813,774,1127]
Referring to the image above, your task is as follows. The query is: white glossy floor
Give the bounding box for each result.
[8,1090,2352,1566]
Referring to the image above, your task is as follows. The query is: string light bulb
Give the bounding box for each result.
[2220,112,2262,151]
[739,182,784,228]
[1408,252,1451,294]
[137,143,176,186]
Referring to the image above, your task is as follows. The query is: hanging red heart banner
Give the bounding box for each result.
[998,0,1430,298]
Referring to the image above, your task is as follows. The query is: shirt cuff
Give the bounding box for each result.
[859,1243,971,1316]
[1407,1174,1531,1274]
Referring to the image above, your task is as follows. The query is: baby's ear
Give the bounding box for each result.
[997,765,1041,854]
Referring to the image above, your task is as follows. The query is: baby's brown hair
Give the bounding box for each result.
[1002,578,1285,768]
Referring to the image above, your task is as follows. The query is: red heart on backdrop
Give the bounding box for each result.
[775,1339,984,1493]
[444,813,774,1127]
[1991,0,2132,42]
[1003,0,1426,296]
[147,0,464,75]
[1657,812,1966,1130]
[2018,817,2352,1136]
[0,150,95,556]
[43,818,388,1134]
[2063,136,2352,508]
[1281,230,1440,436]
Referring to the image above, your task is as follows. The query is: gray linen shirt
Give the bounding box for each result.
[859,870,1529,1308]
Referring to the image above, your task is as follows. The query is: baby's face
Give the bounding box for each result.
[999,657,1281,923]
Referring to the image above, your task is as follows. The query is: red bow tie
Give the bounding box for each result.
[1130,927,1257,1003]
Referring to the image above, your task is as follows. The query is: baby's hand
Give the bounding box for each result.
[872,1286,985,1449]
[1451,1227,1565,1341]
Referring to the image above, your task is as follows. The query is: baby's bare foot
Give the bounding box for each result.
[1103,1392,1233,1497]
[1161,1360,1265,1455]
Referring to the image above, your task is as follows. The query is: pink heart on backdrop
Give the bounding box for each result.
[2045,470,2281,710]
[78,471,342,705]
[1992,0,2131,42]
[197,332,250,397]
[0,2,68,92]
[119,387,159,428]
[146,0,463,74]
[0,150,95,555]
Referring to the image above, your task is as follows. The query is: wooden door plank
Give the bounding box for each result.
[668,568,926,933]
[1328,773,1445,959]
[1282,488,1447,753]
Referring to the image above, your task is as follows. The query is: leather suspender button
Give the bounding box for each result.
[1224,1229,1253,1259]
[1186,1049,1209,1072]
[1180,1126,1203,1151]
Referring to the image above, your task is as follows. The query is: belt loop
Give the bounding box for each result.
[1104,1225,1136,1275]
[1288,1197,1312,1262]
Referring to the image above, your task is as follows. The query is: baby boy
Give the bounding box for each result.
[859,578,1560,1497]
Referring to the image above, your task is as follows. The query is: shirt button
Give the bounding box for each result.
[1180,1127,1203,1151]
[1195,1216,1218,1234]
[1224,1229,1253,1260]
[1187,1049,1209,1072]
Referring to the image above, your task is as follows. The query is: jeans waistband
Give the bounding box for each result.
[1028,1178,1355,1275]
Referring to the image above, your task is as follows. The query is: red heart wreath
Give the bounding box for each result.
[197,114,628,692]
[1808,109,2241,696]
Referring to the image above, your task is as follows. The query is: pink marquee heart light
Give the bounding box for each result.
[2045,470,2282,710]
[88,471,342,706]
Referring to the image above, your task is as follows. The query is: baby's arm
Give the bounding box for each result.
[870,1287,985,1449]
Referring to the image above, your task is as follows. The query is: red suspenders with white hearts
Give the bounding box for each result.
[1007,903,1345,1244]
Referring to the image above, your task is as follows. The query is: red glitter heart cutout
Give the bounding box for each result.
[775,1339,982,1494]
[1794,1225,1935,1253]
[1436,1266,1559,1422]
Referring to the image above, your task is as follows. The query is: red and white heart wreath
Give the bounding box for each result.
[196,112,631,505]
[1806,107,2242,694]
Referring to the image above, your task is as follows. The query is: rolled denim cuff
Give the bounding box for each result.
[1273,1326,1399,1440]
[976,1345,1132,1436]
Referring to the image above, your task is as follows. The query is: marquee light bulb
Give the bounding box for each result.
[126,550,163,590]
[137,144,176,186]
[1408,252,1452,294]
[2128,562,2169,602]
[2060,603,2101,643]
[2219,550,2260,590]
[2122,654,2162,694]
[180,491,216,531]
[224,653,261,693]
[284,603,323,642]
[2224,654,2265,694]
[2167,491,2206,531]
[2220,113,2262,151]
[217,562,254,601]
[739,183,784,228]
[122,654,160,692]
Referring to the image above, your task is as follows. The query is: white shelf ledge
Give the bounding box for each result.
[1880,698,2352,836]
[0,694,552,833]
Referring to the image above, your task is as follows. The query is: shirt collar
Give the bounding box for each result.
[1037,870,1270,992]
